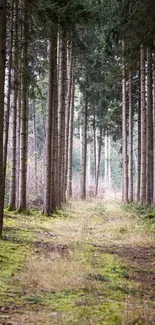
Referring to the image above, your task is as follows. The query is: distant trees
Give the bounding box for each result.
[1,0,155,237]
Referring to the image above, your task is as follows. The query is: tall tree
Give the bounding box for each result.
[18,0,29,211]
[146,47,153,204]
[128,72,133,202]
[3,0,14,187]
[9,0,19,210]
[0,0,6,237]
[81,89,88,199]
[122,41,128,202]
[140,46,146,203]
[43,36,54,215]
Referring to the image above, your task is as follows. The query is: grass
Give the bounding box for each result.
[0,200,155,324]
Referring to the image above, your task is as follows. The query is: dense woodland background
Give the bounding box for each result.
[0,0,155,237]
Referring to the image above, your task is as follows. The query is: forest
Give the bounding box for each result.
[0,0,155,324]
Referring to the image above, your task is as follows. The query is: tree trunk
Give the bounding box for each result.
[65,42,73,199]
[93,110,97,190]
[108,136,112,190]
[153,60,155,205]
[146,47,153,204]
[81,92,88,200]
[68,70,75,198]
[122,40,128,202]
[128,72,133,202]
[9,0,19,210]
[18,0,28,211]
[16,80,21,207]
[0,0,6,238]
[137,90,141,202]
[43,38,53,215]
[51,33,58,211]
[95,126,102,196]
[3,0,14,188]
[104,132,108,189]
[140,46,146,203]
[59,33,67,203]
[33,98,38,191]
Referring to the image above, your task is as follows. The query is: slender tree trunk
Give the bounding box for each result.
[33,98,38,191]
[153,60,155,205]
[51,33,58,211]
[137,91,141,202]
[68,71,75,198]
[104,132,108,189]
[3,0,14,186]
[122,40,128,202]
[59,34,67,203]
[146,47,153,204]
[140,46,146,203]
[18,0,28,211]
[9,0,19,209]
[128,72,133,202]
[65,42,73,199]
[108,136,112,190]
[95,126,102,196]
[43,38,53,215]
[16,80,21,207]
[81,92,88,200]
[93,110,97,189]
[0,0,6,238]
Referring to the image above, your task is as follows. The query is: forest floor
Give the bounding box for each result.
[0,200,155,325]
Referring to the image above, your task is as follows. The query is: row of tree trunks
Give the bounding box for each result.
[122,45,155,205]
[43,30,75,215]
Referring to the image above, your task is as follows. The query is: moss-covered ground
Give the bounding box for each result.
[0,200,155,324]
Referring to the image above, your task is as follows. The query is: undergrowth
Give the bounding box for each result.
[0,201,155,325]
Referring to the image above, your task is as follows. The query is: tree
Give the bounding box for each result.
[0,0,6,238]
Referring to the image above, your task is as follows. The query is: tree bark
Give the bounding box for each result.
[104,132,108,189]
[146,47,153,204]
[51,33,58,211]
[140,46,146,203]
[95,126,102,196]
[43,38,53,215]
[18,0,28,211]
[58,33,67,203]
[33,98,38,191]
[81,91,88,200]
[137,90,141,202]
[3,0,14,188]
[68,69,75,198]
[65,42,73,199]
[9,0,19,210]
[0,0,6,238]
[128,72,133,202]
[108,136,112,190]
[93,110,97,190]
[153,60,155,205]
[122,40,128,202]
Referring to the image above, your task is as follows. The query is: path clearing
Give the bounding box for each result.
[0,200,155,325]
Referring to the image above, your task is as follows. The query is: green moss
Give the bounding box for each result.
[0,239,29,305]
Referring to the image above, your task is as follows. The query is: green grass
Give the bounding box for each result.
[0,201,155,325]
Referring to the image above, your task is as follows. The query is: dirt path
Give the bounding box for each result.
[0,200,155,325]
